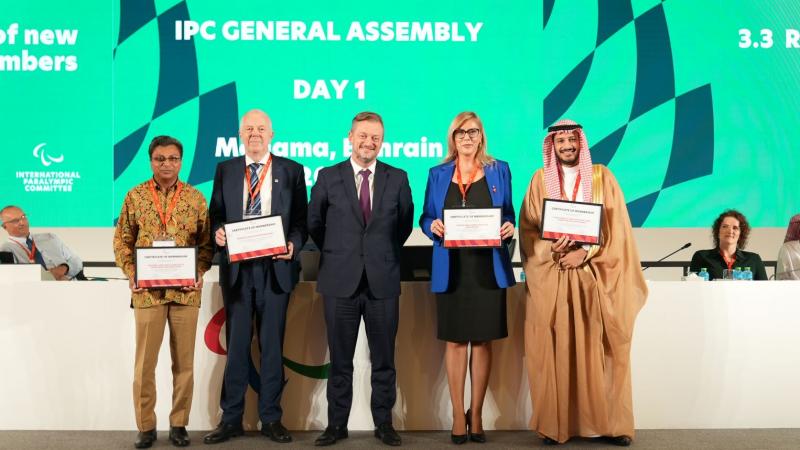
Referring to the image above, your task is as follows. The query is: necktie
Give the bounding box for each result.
[26,237,46,267]
[359,169,371,223]
[247,162,262,215]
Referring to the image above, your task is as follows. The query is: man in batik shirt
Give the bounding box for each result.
[113,135,213,449]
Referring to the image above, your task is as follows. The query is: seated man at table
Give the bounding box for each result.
[0,205,85,280]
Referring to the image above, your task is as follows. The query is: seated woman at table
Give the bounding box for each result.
[690,209,768,280]
[776,214,800,280]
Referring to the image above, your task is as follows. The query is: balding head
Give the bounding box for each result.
[239,109,274,160]
[1,205,30,238]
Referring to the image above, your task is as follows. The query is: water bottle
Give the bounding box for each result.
[743,267,753,281]
[733,267,742,280]
[698,268,709,281]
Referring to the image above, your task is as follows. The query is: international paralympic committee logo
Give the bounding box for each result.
[33,143,64,167]
[204,307,330,391]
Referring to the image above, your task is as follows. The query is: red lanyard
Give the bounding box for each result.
[720,250,736,270]
[12,239,37,263]
[558,170,582,201]
[456,160,479,207]
[244,155,272,204]
[149,179,183,231]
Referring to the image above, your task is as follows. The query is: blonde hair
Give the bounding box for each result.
[444,111,495,166]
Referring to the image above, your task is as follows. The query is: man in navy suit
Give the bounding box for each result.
[309,112,414,447]
[205,109,308,444]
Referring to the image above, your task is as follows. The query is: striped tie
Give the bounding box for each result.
[246,162,262,216]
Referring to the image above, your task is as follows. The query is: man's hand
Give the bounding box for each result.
[273,241,294,260]
[49,264,69,281]
[500,221,515,240]
[215,228,226,247]
[559,248,588,269]
[181,275,204,292]
[430,219,445,238]
[550,236,573,254]
[128,278,146,294]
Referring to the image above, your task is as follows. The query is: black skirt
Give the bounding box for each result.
[436,177,508,342]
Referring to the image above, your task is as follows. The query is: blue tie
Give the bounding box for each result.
[247,162,262,216]
[26,237,46,267]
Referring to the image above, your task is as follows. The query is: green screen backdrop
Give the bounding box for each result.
[1,0,798,227]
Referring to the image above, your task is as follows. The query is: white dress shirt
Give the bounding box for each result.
[243,153,273,216]
[351,158,377,209]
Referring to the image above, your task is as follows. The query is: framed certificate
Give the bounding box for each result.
[135,246,197,288]
[443,207,502,248]
[541,199,603,245]
[224,214,288,263]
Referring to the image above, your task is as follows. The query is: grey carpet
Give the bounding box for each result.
[0,429,798,450]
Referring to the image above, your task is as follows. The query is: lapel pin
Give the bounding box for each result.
[492,185,497,193]
[274,179,279,183]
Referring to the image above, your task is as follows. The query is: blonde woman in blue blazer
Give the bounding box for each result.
[419,112,515,444]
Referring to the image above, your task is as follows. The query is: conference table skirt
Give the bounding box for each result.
[1,280,799,431]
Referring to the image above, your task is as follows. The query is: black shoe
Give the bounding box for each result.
[451,433,468,445]
[543,436,560,445]
[451,410,467,445]
[203,422,244,444]
[608,436,632,446]
[134,429,156,449]
[375,423,402,446]
[465,408,486,443]
[261,421,292,443]
[169,427,190,447]
[315,425,348,446]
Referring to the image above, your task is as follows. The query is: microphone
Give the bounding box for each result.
[642,242,691,271]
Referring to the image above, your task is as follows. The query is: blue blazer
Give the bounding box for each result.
[419,159,516,293]
[308,159,414,299]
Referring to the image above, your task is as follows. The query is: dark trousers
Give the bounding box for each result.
[323,273,399,427]
[221,260,289,424]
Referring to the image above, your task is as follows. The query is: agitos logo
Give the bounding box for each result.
[204,308,330,391]
[32,143,64,167]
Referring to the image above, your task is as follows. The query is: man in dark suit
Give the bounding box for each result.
[205,109,308,444]
[309,112,414,447]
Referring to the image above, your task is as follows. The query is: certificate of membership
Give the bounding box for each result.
[443,207,502,248]
[135,246,197,288]
[224,215,288,263]
[541,199,603,245]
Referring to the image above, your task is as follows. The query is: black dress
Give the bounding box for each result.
[436,177,508,342]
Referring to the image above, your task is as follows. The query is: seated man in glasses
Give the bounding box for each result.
[0,205,85,280]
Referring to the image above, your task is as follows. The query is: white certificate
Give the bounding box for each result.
[541,199,603,245]
[135,246,197,289]
[224,214,288,263]
[442,207,502,248]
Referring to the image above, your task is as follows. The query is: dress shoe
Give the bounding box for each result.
[608,435,632,446]
[542,436,561,445]
[314,425,348,446]
[466,409,486,443]
[134,429,156,449]
[261,421,292,443]
[375,423,402,446]
[450,410,467,445]
[203,422,244,444]
[450,432,468,445]
[169,426,190,447]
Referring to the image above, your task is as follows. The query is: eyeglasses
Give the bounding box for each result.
[2,214,27,226]
[453,128,481,140]
[152,156,182,165]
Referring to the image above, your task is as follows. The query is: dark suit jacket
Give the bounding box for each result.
[308,159,414,299]
[419,160,516,293]
[209,155,308,293]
